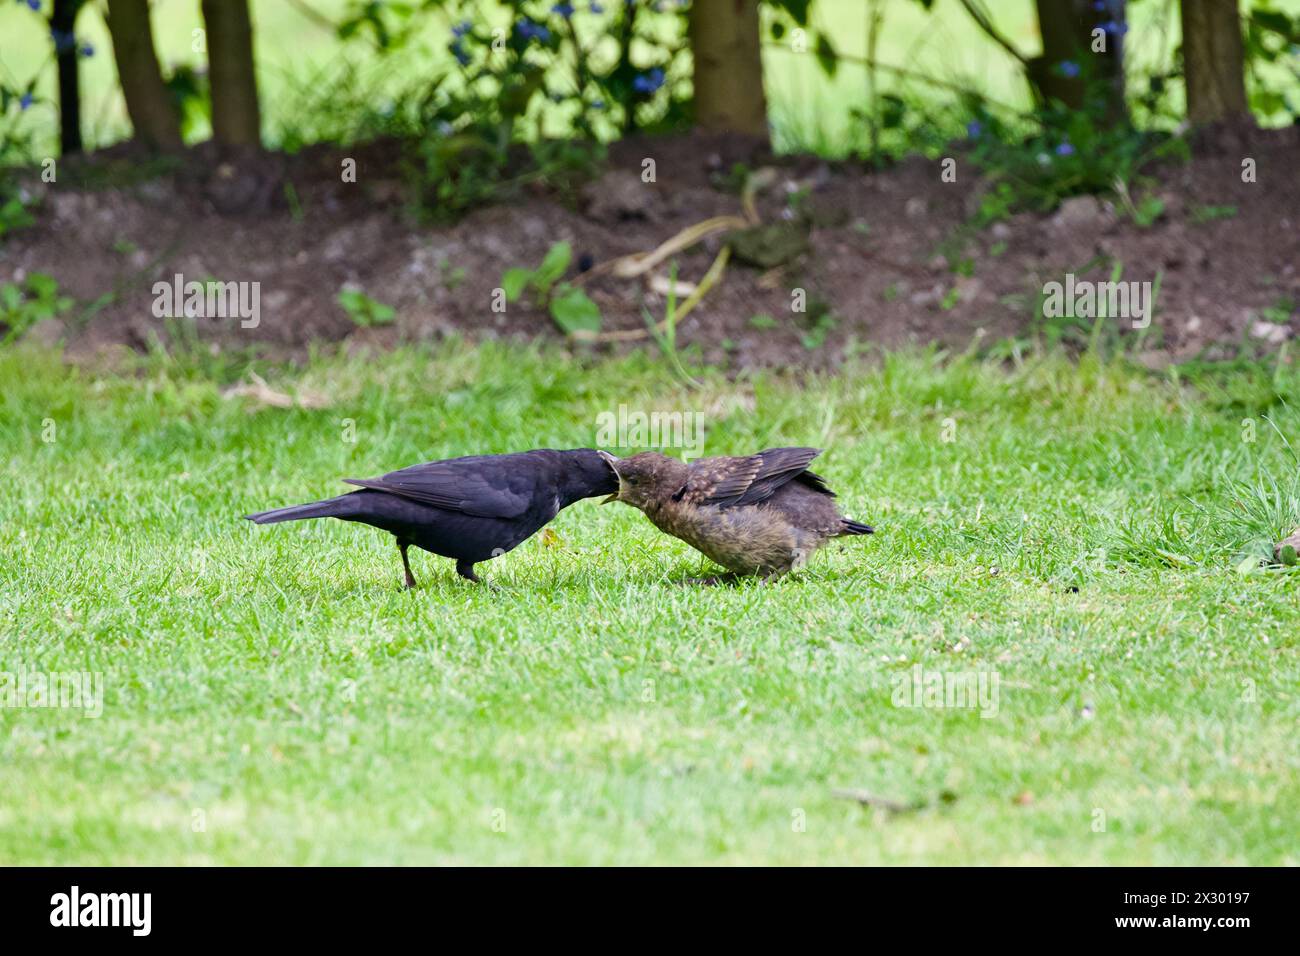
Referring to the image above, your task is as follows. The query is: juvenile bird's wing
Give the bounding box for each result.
[681,447,827,508]
[342,454,542,518]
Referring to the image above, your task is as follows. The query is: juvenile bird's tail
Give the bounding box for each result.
[244,494,356,525]
[839,518,875,536]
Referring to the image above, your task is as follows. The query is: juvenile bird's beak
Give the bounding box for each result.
[597,451,620,503]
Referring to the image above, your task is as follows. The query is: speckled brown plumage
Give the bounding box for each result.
[602,447,873,578]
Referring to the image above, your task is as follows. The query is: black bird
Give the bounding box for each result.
[245,449,618,588]
[601,447,873,581]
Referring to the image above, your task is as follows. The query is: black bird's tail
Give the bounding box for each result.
[839,518,875,536]
[244,494,357,525]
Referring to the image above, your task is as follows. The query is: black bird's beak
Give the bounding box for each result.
[597,450,620,503]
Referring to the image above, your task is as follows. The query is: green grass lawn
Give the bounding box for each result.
[1,342,1297,864]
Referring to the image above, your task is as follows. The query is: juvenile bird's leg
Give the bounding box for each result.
[683,571,746,587]
[455,559,481,584]
[398,540,418,590]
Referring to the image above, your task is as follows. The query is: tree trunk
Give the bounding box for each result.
[1180,0,1249,125]
[105,0,182,150]
[1030,0,1126,122]
[51,0,84,154]
[689,0,768,140]
[201,0,262,148]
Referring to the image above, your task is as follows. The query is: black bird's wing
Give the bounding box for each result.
[681,447,830,508]
[342,454,543,518]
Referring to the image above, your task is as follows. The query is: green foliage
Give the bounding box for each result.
[767,0,840,80]
[0,272,71,343]
[641,260,700,388]
[798,295,838,350]
[1241,3,1300,124]
[502,241,602,336]
[337,288,397,327]
[0,72,39,243]
[402,80,603,220]
[330,0,683,217]
[1258,296,1296,326]
[1189,204,1239,225]
[965,87,1189,223]
[163,64,211,142]
[549,283,601,336]
[503,240,570,303]
[0,189,35,240]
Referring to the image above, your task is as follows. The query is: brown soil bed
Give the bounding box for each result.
[4,128,1298,369]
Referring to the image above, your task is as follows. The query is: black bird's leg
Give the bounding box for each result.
[398,540,418,590]
[455,559,481,584]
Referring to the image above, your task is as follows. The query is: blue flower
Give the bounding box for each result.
[633,67,665,94]
[1055,141,1076,157]
[590,2,604,12]
[451,20,471,38]
[79,42,93,57]
[450,39,470,66]
[1099,19,1128,35]
[25,0,41,11]
[552,2,575,16]
[966,120,983,139]
[515,19,551,42]
[19,92,32,110]
[1059,60,1080,78]
[592,98,606,110]
[50,26,75,53]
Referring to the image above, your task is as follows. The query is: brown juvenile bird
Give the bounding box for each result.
[600,447,873,581]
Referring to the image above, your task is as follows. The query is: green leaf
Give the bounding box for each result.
[815,34,838,78]
[1236,554,1263,575]
[1250,9,1297,39]
[501,268,532,303]
[1133,196,1165,228]
[533,241,572,294]
[336,289,395,327]
[549,284,601,336]
[1,283,23,312]
[880,93,906,129]
[26,272,58,300]
[772,0,811,26]
[1249,90,1286,116]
